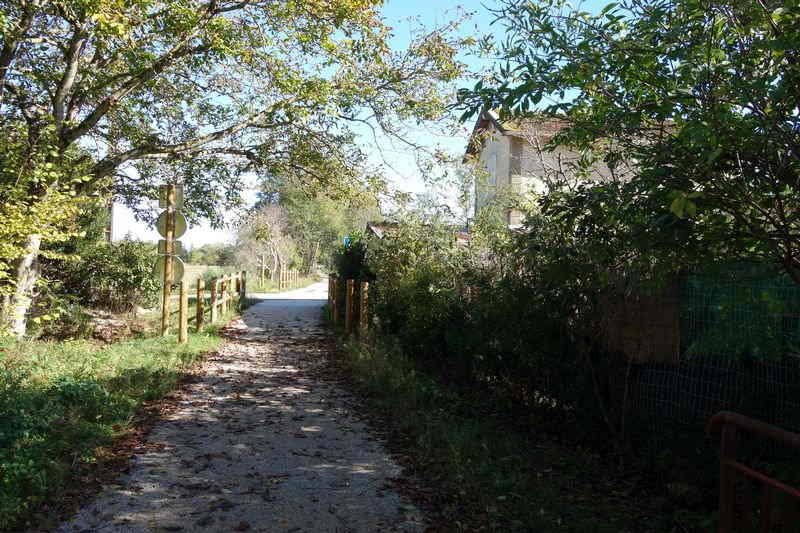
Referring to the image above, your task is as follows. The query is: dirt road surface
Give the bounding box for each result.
[59,281,426,533]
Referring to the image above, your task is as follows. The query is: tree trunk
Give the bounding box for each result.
[4,234,42,338]
[260,253,266,286]
[308,241,320,275]
[270,247,279,282]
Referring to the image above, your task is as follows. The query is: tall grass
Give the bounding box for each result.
[336,337,684,532]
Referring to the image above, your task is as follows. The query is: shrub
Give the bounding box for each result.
[56,238,160,313]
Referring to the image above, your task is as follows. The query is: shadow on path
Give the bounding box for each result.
[59,282,425,533]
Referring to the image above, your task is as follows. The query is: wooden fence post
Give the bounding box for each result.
[196,278,205,332]
[328,277,332,305]
[210,278,218,323]
[332,278,338,326]
[222,278,228,314]
[360,281,369,332]
[345,279,354,335]
[718,425,738,533]
[178,280,188,344]
[241,271,247,300]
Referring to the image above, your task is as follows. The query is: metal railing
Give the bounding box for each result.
[707,411,800,532]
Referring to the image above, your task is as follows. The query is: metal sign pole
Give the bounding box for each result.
[160,183,176,335]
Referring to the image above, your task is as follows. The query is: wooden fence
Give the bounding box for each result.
[168,270,247,343]
[278,269,302,291]
[327,277,369,336]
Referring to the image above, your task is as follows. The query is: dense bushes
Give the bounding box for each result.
[343,178,728,443]
[54,239,160,313]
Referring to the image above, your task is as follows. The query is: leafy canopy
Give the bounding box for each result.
[0,0,470,223]
[459,0,800,280]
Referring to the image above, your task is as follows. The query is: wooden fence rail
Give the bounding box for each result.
[166,271,247,343]
[278,269,302,291]
[328,277,369,336]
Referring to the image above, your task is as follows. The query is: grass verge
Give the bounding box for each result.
[333,336,704,532]
[0,314,236,531]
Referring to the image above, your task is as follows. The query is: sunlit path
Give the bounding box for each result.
[59,280,425,532]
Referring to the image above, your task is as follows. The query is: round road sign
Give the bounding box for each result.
[155,210,188,239]
[154,255,185,282]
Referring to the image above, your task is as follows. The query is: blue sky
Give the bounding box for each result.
[113,0,608,246]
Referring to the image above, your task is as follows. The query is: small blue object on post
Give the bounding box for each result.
[343,236,351,247]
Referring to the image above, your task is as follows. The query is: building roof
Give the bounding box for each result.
[365,222,398,239]
[464,109,568,158]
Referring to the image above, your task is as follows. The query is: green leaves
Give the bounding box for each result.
[458,0,800,282]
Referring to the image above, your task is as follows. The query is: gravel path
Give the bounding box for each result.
[59,281,426,533]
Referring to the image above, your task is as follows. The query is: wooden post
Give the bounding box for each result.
[328,277,332,305]
[241,271,246,301]
[718,425,738,533]
[345,279,354,335]
[360,281,369,332]
[222,278,228,314]
[196,278,205,332]
[160,183,176,335]
[210,278,218,323]
[178,280,188,344]
[332,278,338,326]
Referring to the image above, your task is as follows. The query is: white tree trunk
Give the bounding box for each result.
[5,234,42,338]
[270,246,279,282]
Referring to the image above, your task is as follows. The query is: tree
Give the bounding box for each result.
[0,0,470,335]
[459,0,800,281]
[0,123,93,336]
[267,179,381,273]
[186,243,237,266]
[235,205,295,284]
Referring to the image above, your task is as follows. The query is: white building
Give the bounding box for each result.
[465,109,619,227]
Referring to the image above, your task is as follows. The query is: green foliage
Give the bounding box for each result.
[460,0,800,281]
[1,0,471,335]
[332,232,374,281]
[53,239,161,313]
[187,243,237,266]
[1,0,469,224]
[363,185,713,439]
[0,123,95,301]
[0,329,224,530]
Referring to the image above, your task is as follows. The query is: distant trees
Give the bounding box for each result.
[233,177,381,281]
[235,204,296,284]
[186,244,237,267]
